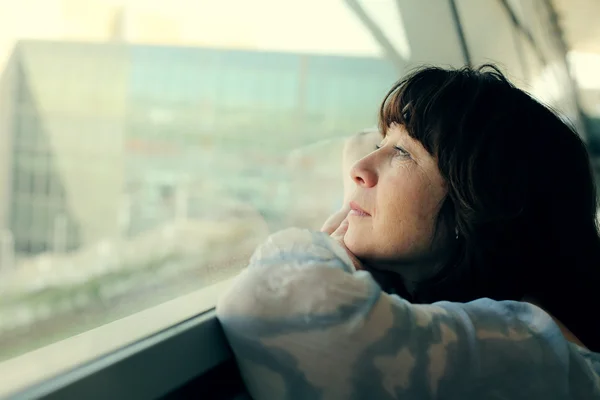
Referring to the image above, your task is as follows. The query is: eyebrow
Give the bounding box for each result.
[389,128,424,156]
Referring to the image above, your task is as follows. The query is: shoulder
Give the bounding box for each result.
[216,229,600,399]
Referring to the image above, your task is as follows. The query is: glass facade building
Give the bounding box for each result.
[0,41,399,257]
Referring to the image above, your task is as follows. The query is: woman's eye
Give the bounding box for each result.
[375,144,410,158]
[394,146,410,157]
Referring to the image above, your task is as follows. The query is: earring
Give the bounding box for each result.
[455,226,459,240]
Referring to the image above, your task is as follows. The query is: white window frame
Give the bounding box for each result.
[2,279,234,400]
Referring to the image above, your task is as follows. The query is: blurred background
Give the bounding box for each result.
[0,0,598,374]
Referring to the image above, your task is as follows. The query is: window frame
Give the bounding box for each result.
[3,280,234,400]
[10,311,231,400]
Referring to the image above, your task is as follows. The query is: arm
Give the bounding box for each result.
[216,229,598,400]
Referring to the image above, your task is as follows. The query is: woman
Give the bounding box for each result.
[216,65,600,399]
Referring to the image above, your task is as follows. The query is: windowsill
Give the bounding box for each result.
[0,277,234,399]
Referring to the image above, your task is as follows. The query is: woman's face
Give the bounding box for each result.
[344,124,448,270]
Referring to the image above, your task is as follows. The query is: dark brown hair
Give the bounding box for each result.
[379,65,600,351]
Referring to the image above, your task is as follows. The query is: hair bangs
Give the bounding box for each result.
[379,67,465,156]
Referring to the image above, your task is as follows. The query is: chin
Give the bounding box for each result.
[344,233,405,263]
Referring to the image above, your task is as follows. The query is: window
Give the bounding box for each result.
[455,0,581,124]
[0,1,584,397]
[457,0,533,87]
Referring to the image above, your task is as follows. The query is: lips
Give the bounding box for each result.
[349,201,371,217]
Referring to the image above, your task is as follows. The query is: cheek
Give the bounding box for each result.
[344,166,447,260]
[376,198,433,254]
[373,178,446,255]
[379,177,439,226]
[344,192,437,259]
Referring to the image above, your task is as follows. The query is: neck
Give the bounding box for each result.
[362,258,444,299]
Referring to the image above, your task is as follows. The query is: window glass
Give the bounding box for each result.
[456,0,581,127]
[0,1,411,368]
[518,0,582,127]
[456,0,528,85]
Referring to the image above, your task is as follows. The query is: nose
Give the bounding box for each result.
[350,154,378,188]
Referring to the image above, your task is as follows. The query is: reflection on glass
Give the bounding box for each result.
[0,2,402,363]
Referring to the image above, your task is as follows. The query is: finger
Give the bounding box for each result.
[331,225,364,271]
[320,207,350,234]
[330,217,350,241]
[321,214,345,234]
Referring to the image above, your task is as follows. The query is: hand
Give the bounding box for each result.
[320,205,351,235]
[321,208,364,271]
